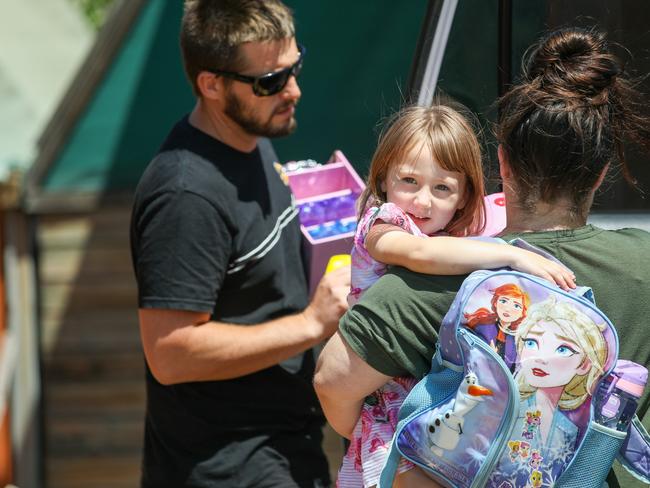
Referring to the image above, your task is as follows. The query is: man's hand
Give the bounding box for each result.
[303,265,350,341]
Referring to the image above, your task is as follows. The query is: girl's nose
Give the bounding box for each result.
[414,189,433,214]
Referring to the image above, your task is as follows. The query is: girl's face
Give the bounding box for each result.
[519,320,591,389]
[381,143,467,235]
[495,294,524,325]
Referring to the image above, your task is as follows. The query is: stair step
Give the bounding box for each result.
[43,351,145,381]
[46,455,140,488]
[46,415,143,452]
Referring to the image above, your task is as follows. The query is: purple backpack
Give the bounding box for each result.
[379,240,650,488]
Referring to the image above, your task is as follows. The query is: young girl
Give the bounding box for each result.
[337,104,576,488]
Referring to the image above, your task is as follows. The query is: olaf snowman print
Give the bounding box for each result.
[427,371,493,455]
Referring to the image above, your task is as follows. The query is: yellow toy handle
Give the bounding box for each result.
[325,254,351,273]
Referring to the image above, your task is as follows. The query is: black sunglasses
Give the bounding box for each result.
[211,44,305,97]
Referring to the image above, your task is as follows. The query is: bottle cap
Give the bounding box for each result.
[612,360,648,398]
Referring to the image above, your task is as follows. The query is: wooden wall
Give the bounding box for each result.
[38,204,144,488]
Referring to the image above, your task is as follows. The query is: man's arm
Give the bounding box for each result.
[140,266,350,385]
[313,331,391,438]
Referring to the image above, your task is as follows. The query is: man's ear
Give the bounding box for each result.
[498,144,511,180]
[196,71,223,101]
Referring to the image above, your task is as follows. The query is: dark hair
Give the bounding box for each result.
[180,0,294,96]
[497,27,650,218]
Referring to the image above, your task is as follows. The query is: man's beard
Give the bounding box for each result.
[224,90,297,138]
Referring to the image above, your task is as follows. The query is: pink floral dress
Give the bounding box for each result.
[338,203,425,487]
[337,377,418,487]
[348,203,426,306]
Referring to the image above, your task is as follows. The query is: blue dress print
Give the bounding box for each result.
[489,394,579,488]
[471,321,518,372]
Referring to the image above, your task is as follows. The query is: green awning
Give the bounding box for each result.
[34,0,427,196]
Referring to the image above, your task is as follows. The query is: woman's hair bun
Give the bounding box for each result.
[524,27,620,96]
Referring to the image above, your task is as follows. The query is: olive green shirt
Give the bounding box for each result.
[339,225,650,487]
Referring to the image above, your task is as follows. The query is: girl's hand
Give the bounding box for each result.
[510,249,576,291]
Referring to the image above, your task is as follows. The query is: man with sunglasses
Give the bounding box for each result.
[130,1,350,487]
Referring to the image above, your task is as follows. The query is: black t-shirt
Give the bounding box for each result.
[130,117,323,473]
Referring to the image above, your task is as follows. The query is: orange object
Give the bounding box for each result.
[0,410,11,485]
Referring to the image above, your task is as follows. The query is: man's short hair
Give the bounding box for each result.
[180,0,295,96]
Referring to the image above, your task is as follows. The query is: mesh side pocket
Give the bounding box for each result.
[398,367,463,422]
[556,421,626,488]
[617,415,650,483]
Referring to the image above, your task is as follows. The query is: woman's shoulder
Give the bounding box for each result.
[602,226,650,240]
[592,226,650,251]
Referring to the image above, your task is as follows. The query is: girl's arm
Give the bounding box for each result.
[366,222,576,290]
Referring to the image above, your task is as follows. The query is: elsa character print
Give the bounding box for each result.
[490,297,608,487]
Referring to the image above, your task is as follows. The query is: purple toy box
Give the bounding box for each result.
[285,150,365,296]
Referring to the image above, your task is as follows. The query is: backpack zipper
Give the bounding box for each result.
[458,328,520,488]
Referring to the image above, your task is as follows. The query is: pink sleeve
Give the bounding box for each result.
[362,202,423,238]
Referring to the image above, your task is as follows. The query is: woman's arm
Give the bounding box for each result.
[366,223,575,290]
[393,468,444,488]
[314,332,392,438]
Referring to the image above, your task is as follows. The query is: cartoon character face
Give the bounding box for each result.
[519,320,591,389]
[529,450,543,469]
[465,372,478,386]
[522,410,541,439]
[526,410,541,427]
[381,142,467,236]
[508,440,520,460]
[519,441,530,458]
[529,470,543,487]
[495,294,525,326]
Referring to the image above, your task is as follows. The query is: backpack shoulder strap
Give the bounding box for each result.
[509,237,595,303]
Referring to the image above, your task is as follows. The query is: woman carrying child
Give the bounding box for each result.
[337,103,574,487]
[317,26,650,488]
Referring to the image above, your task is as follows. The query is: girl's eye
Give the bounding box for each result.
[523,338,538,350]
[514,303,522,310]
[402,177,417,185]
[435,184,450,192]
[556,344,578,357]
